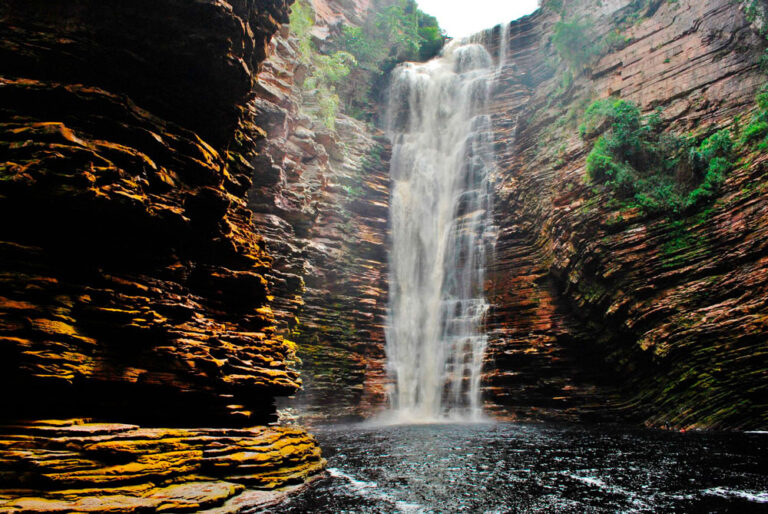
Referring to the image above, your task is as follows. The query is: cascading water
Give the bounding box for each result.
[384,40,497,422]
[497,22,510,72]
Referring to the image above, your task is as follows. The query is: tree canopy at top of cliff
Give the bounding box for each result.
[289,0,446,124]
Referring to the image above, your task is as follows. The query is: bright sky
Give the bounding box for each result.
[416,0,540,39]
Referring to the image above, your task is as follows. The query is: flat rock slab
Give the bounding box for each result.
[0,420,326,513]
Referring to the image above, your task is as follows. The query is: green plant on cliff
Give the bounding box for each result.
[289,1,358,129]
[304,51,357,129]
[581,99,735,215]
[552,18,601,72]
[743,0,768,35]
[551,0,659,76]
[289,0,444,124]
[332,0,445,119]
[740,87,768,147]
[361,142,386,170]
[684,130,736,207]
[289,0,315,64]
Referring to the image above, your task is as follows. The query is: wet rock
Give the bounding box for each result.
[0,0,325,507]
[483,0,768,429]
[0,420,325,512]
[246,1,391,422]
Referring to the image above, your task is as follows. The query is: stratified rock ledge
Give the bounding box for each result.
[0,419,325,513]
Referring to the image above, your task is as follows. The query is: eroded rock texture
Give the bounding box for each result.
[246,0,768,429]
[249,1,391,422]
[0,420,324,513]
[0,0,325,509]
[482,0,768,429]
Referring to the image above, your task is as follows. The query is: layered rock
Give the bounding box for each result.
[240,0,768,429]
[248,1,391,421]
[482,0,768,429]
[234,0,768,430]
[0,420,323,513]
[0,0,325,508]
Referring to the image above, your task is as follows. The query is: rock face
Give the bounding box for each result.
[248,1,391,422]
[3,8,765,509]
[482,0,768,429]
[245,0,768,429]
[0,0,325,508]
[0,420,324,513]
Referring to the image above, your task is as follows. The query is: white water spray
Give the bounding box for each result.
[383,40,497,422]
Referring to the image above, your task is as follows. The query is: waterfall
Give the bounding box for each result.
[384,40,496,422]
[498,22,510,72]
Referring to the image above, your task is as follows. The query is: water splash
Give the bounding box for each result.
[383,40,496,423]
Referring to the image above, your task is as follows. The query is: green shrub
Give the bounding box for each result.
[743,0,768,35]
[690,130,734,173]
[552,18,601,71]
[335,0,444,117]
[742,120,768,144]
[737,87,768,146]
[289,0,315,64]
[579,99,615,138]
[581,99,735,215]
[316,91,341,130]
[290,0,445,124]
[304,51,357,90]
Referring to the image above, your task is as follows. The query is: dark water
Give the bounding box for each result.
[281,423,768,513]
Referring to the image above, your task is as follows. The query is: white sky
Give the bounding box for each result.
[416,0,541,38]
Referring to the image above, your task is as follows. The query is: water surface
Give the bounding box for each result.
[281,423,768,513]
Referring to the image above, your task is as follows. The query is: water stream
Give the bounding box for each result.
[497,22,510,72]
[384,39,497,422]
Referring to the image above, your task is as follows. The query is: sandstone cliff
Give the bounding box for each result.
[247,0,768,430]
[483,0,768,429]
[250,0,391,421]
[0,0,325,509]
[2,6,765,510]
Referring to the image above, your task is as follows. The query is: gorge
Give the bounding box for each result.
[1,0,768,511]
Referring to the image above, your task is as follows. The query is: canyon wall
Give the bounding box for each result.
[483,0,768,429]
[248,0,768,430]
[250,0,391,422]
[0,0,325,510]
[1,7,765,511]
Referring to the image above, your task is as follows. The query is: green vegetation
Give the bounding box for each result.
[333,0,445,119]
[361,142,386,170]
[304,51,358,129]
[289,0,315,64]
[743,0,768,70]
[550,0,664,73]
[573,0,768,216]
[288,0,445,127]
[740,87,768,147]
[580,98,736,215]
[551,18,601,72]
[660,212,711,268]
[550,19,628,74]
[289,1,354,129]
[743,0,768,34]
